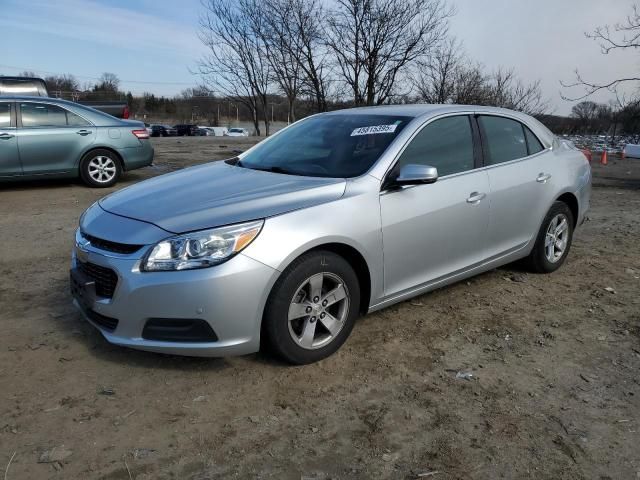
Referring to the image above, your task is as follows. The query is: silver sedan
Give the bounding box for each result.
[71,105,591,364]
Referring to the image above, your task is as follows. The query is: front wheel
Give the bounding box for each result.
[525,201,574,273]
[263,251,360,364]
[79,149,121,188]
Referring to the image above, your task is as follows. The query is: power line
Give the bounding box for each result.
[0,64,196,86]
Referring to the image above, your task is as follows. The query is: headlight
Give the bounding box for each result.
[142,220,263,271]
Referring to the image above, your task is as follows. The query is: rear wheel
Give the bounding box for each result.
[79,149,121,188]
[263,251,360,364]
[525,201,574,273]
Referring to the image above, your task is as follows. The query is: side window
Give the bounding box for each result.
[479,116,527,165]
[20,103,90,127]
[66,110,90,127]
[396,115,475,177]
[0,103,11,128]
[524,125,544,155]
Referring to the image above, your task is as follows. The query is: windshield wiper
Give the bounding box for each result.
[243,164,300,175]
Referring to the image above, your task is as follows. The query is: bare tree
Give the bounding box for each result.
[263,0,331,114]
[571,100,600,132]
[45,74,79,94]
[562,5,640,103]
[412,37,462,104]
[94,72,120,93]
[412,54,547,115]
[327,0,453,106]
[197,0,272,135]
[260,0,303,122]
[487,68,548,116]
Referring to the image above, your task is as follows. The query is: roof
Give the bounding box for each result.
[323,103,555,148]
[325,103,529,119]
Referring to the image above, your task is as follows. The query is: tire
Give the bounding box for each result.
[79,149,122,188]
[525,201,574,273]
[263,251,361,364]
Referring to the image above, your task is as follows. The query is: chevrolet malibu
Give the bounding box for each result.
[0,96,153,187]
[70,105,591,364]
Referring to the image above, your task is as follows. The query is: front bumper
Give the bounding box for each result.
[70,230,278,357]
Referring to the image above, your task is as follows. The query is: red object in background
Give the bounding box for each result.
[580,149,592,163]
[123,105,130,119]
[601,149,608,165]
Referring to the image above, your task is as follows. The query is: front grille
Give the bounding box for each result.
[85,308,119,331]
[82,233,142,255]
[77,261,118,298]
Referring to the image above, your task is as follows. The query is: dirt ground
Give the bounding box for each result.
[1,137,638,480]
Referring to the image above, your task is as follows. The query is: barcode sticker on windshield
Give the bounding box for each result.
[350,124,398,136]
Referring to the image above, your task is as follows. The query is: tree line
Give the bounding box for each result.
[196,0,548,135]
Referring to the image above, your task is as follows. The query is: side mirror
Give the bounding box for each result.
[394,164,438,186]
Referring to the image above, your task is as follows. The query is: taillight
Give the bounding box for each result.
[132,129,149,139]
[123,105,130,119]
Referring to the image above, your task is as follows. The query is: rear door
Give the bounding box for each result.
[16,101,96,175]
[0,101,21,176]
[477,114,556,258]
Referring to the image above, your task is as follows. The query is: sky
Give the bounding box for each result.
[0,0,637,115]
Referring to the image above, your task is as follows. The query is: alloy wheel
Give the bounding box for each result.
[545,213,569,263]
[287,272,350,350]
[88,156,117,184]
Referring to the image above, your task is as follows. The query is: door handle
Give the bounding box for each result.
[537,173,552,183]
[76,129,91,136]
[0,132,14,139]
[466,192,486,204]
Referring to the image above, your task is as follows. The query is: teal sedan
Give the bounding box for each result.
[0,96,153,187]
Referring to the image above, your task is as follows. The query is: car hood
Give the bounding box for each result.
[99,161,347,233]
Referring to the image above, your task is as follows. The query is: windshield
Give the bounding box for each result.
[239,113,412,177]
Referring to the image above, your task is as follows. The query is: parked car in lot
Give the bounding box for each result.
[174,124,199,136]
[71,105,591,363]
[150,124,177,137]
[0,96,153,187]
[225,127,249,137]
[0,76,131,119]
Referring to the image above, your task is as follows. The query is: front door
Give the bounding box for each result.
[16,101,96,175]
[380,115,491,297]
[0,101,21,176]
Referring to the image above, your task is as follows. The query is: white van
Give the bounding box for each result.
[623,144,640,158]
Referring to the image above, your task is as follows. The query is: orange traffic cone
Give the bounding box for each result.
[621,149,626,160]
[600,149,608,165]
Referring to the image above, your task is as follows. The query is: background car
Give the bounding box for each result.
[0,76,131,119]
[150,124,177,137]
[197,126,215,136]
[224,127,249,137]
[0,96,153,187]
[174,124,199,136]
